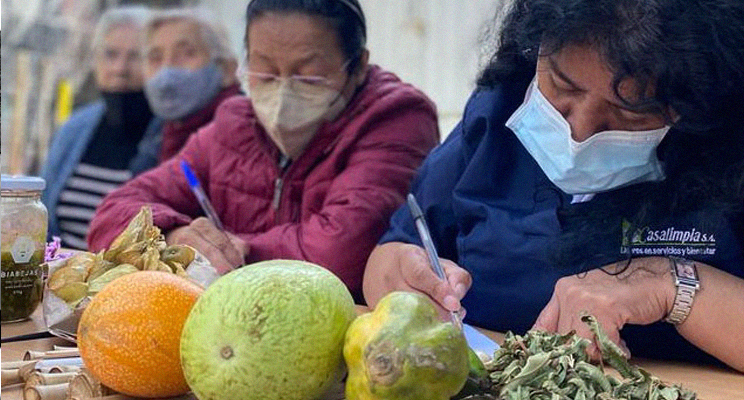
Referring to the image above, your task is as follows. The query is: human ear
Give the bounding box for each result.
[353,49,370,86]
[219,58,239,86]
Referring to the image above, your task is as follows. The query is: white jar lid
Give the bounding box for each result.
[1,175,47,191]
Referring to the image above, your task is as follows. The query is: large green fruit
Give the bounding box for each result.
[180,260,356,400]
[344,291,469,400]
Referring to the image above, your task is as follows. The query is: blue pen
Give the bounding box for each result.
[180,160,225,231]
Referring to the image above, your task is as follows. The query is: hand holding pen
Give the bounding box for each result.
[181,160,224,230]
[407,193,464,330]
[164,160,246,274]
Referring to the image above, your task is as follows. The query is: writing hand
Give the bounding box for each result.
[165,217,249,274]
[364,242,471,320]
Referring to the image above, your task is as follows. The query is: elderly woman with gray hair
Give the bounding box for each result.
[140,8,241,163]
[41,6,160,250]
[88,0,439,302]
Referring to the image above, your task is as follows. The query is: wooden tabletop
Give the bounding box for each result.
[3,308,743,400]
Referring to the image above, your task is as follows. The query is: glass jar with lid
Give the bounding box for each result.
[1,175,48,323]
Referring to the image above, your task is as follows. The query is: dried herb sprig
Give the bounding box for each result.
[457,315,696,400]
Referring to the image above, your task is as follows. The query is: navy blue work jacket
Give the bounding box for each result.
[380,81,744,364]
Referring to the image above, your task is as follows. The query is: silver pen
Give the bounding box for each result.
[407,193,463,330]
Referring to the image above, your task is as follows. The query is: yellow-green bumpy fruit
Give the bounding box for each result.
[180,260,356,400]
[344,291,469,400]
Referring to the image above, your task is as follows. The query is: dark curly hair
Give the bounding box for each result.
[480,0,744,132]
[479,0,744,270]
[244,0,366,73]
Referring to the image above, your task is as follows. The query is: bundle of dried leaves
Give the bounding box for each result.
[456,314,696,400]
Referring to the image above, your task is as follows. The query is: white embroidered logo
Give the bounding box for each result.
[621,220,716,257]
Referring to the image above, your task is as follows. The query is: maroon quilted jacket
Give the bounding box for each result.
[87,66,439,298]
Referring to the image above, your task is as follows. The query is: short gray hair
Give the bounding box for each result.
[145,8,236,63]
[91,6,150,55]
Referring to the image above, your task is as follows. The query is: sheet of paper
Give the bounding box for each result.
[463,323,500,355]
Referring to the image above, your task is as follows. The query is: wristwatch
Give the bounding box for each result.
[664,257,700,325]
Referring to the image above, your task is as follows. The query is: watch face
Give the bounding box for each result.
[675,260,697,280]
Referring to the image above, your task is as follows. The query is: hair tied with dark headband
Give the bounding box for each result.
[246,0,366,39]
[336,0,366,39]
[244,0,367,73]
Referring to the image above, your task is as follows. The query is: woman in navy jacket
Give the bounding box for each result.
[364,0,744,372]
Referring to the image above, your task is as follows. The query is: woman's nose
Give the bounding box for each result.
[111,56,131,75]
[561,102,608,142]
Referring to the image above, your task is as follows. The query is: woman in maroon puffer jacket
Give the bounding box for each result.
[87,0,439,300]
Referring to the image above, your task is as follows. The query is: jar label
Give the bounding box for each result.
[11,236,37,263]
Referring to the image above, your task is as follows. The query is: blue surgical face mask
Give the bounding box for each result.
[506,78,670,195]
[145,62,223,120]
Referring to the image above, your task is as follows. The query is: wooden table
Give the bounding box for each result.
[3,308,743,400]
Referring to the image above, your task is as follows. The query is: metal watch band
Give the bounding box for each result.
[664,257,700,325]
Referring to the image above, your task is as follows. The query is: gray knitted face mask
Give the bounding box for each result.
[145,62,223,120]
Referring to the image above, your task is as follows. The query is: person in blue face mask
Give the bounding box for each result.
[141,8,242,164]
[364,0,744,372]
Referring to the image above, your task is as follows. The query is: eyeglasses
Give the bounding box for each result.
[243,59,353,87]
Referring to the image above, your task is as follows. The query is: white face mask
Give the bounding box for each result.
[506,79,670,195]
[250,78,349,160]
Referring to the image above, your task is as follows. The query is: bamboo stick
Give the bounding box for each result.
[2,368,23,387]
[2,359,39,385]
[24,382,69,400]
[25,371,78,387]
[66,370,114,400]
[52,346,78,352]
[47,366,82,374]
[36,357,84,371]
[24,349,81,360]
[2,360,39,370]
